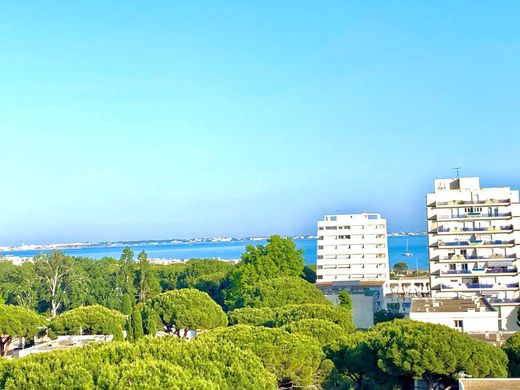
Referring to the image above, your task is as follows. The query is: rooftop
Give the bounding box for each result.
[410,297,495,313]
[459,378,520,390]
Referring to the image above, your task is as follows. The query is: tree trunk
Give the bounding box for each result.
[0,336,12,357]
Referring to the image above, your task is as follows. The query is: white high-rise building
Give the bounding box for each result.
[316,213,390,290]
[427,177,520,330]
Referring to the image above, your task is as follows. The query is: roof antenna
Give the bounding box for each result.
[452,167,462,179]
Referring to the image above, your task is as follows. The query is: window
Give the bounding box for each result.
[318,227,324,230]
[325,226,337,230]
[338,235,350,239]
[317,275,323,280]
[461,264,468,271]
[449,264,456,270]
[318,246,323,250]
[454,320,463,329]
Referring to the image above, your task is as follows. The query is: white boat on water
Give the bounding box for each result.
[403,239,413,257]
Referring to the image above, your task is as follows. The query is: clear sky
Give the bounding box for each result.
[1,1,520,245]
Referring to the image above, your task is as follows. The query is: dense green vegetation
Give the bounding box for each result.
[0,235,517,389]
[47,305,125,338]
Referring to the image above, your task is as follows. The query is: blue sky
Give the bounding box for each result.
[1,1,520,245]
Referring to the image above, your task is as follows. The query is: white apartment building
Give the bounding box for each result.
[427,177,520,330]
[316,213,389,284]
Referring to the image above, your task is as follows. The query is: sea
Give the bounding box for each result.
[1,235,429,270]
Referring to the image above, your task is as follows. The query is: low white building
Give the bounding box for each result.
[409,297,498,333]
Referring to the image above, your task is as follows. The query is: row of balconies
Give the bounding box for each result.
[434,254,516,262]
[432,225,515,235]
[438,268,518,277]
[429,213,512,221]
[428,199,511,208]
[431,239,515,249]
[440,282,520,291]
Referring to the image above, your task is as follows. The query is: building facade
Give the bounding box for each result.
[315,213,390,321]
[427,177,520,330]
[316,213,390,284]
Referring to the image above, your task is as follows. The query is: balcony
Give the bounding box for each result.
[440,283,519,291]
[433,226,514,235]
[436,254,517,263]
[431,213,512,222]
[429,199,511,208]
[433,240,516,249]
[439,267,518,277]
[487,297,520,306]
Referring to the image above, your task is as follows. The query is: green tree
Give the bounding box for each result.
[131,306,144,340]
[121,293,133,316]
[0,262,38,310]
[0,333,276,389]
[393,262,408,273]
[225,235,305,309]
[176,259,234,304]
[373,309,404,324]
[126,317,134,342]
[338,291,352,310]
[135,251,160,303]
[228,307,275,327]
[34,251,77,317]
[48,304,126,337]
[149,289,227,337]
[229,303,355,332]
[142,305,158,335]
[504,332,520,377]
[283,318,345,345]
[240,277,330,309]
[118,246,135,296]
[302,264,317,283]
[369,319,508,389]
[0,305,44,356]
[202,325,325,388]
[325,332,392,390]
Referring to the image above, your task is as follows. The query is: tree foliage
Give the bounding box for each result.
[225,235,305,309]
[338,291,352,310]
[229,303,355,332]
[240,277,330,309]
[393,262,408,273]
[149,289,227,337]
[202,325,325,388]
[504,332,520,377]
[0,336,276,389]
[34,251,77,317]
[369,320,508,388]
[283,319,345,345]
[48,305,126,338]
[0,305,44,356]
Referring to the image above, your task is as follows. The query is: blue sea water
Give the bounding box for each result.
[1,235,429,270]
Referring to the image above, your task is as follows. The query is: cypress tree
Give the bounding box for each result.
[131,307,144,340]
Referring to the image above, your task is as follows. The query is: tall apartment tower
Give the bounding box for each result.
[316,213,390,300]
[427,177,520,330]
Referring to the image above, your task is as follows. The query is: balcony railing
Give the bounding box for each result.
[435,226,514,234]
[486,268,518,274]
[432,199,511,208]
[507,283,519,288]
[488,298,520,305]
[433,213,512,220]
[467,283,494,289]
[436,254,517,262]
[441,268,518,276]
[435,240,515,248]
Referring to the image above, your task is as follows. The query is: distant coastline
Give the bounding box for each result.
[0,232,427,253]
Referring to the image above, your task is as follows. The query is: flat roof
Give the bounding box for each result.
[410,298,494,313]
[459,378,520,390]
